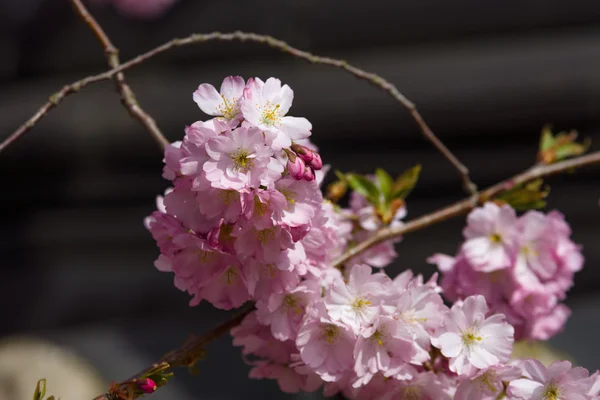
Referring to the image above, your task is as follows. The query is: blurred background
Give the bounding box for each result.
[1,0,599,398]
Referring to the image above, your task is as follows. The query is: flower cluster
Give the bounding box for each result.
[429,202,584,340]
[146,76,597,399]
[145,76,346,311]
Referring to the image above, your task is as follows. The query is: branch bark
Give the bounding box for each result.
[1,31,474,193]
[90,150,600,400]
[69,0,169,149]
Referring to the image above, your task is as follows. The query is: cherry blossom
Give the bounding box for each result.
[194,76,246,128]
[433,295,514,376]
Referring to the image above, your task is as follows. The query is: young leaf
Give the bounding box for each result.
[391,165,421,200]
[375,168,394,201]
[33,379,46,400]
[345,173,379,204]
[494,179,550,211]
[537,126,590,164]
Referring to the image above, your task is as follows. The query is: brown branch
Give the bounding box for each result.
[69,0,169,149]
[89,151,600,400]
[2,32,474,194]
[92,306,253,400]
[331,151,600,268]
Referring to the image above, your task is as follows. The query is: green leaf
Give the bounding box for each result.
[33,379,46,400]
[345,174,379,204]
[537,126,590,164]
[334,169,346,181]
[539,125,555,152]
[495,179,550,211]
[375,168,394,201]
[391,165,421,200]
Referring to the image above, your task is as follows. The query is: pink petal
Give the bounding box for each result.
[193,83,223,116]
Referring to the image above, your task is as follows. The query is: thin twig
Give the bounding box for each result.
[69,0,168,149]
[2,32,474,194]
[92,306,253,400]
[89,151,600,400]
[331,151,600,268]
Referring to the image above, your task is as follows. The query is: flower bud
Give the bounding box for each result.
[302,166,316,181]
[308,152,322,170]
[291,143,314,163]
[139,378,157,394]
[286,151,306,180]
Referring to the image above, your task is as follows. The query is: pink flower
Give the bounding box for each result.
[197,188,242,224]
[232,222,293,264]
[515,211,558,281]
[231,311,295,364]
[163,187,216,234]
[462,203,518,272]
[382,372,453,400]
[353,315,428,386]
[393,284,448,350]
[242,188,287,230]
[454,363,521,400]
[296,303,356,381]
[193,76,246,128]
[256,281,319,341]
[433,295,514,376]
[325,265,389,332]
[508,359,596,400]
[162,141,182,181]
[196,261,250,309]
[241,78,312,150]
[204,126,282,190]
[275,178,321,227]
[249,361,322,394]
[243,258,300,300]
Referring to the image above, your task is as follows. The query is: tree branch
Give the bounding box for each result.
[92,306,253,400]
[69,0,169,149]
[331,151,600,268]
[2,31,474,194]
[89,151,600,399]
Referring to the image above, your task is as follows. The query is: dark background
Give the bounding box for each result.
[1,0,599,398]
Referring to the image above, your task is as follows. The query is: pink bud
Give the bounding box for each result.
[139,378,157,394]
[291,143,314,163]
[308,152,322,170]
[302,166,316,181]
[287,154,306,180]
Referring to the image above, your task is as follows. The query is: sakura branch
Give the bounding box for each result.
[332,150,600,268]
[69,0,169,149]
[1,31,474,194]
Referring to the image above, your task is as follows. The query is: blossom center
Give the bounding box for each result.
[351,298,371,311]
[217,95,238,120]
[542,382,561,400]
[520,245,538,257]
[475,369,498,393]
[218,189,239,205]
[256,228,275,244]
[279,188,296,206]
[230,149,254,172]
[261,102,282,126]
[194,249,216,263]
[370,329,386,346]
[224,266,238,285]
[253,195,269,216]
[489,233,503,243]
[322,324,340,344]
[461,327,483,347]
[402,386,422,400]
[284,295,304,314]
